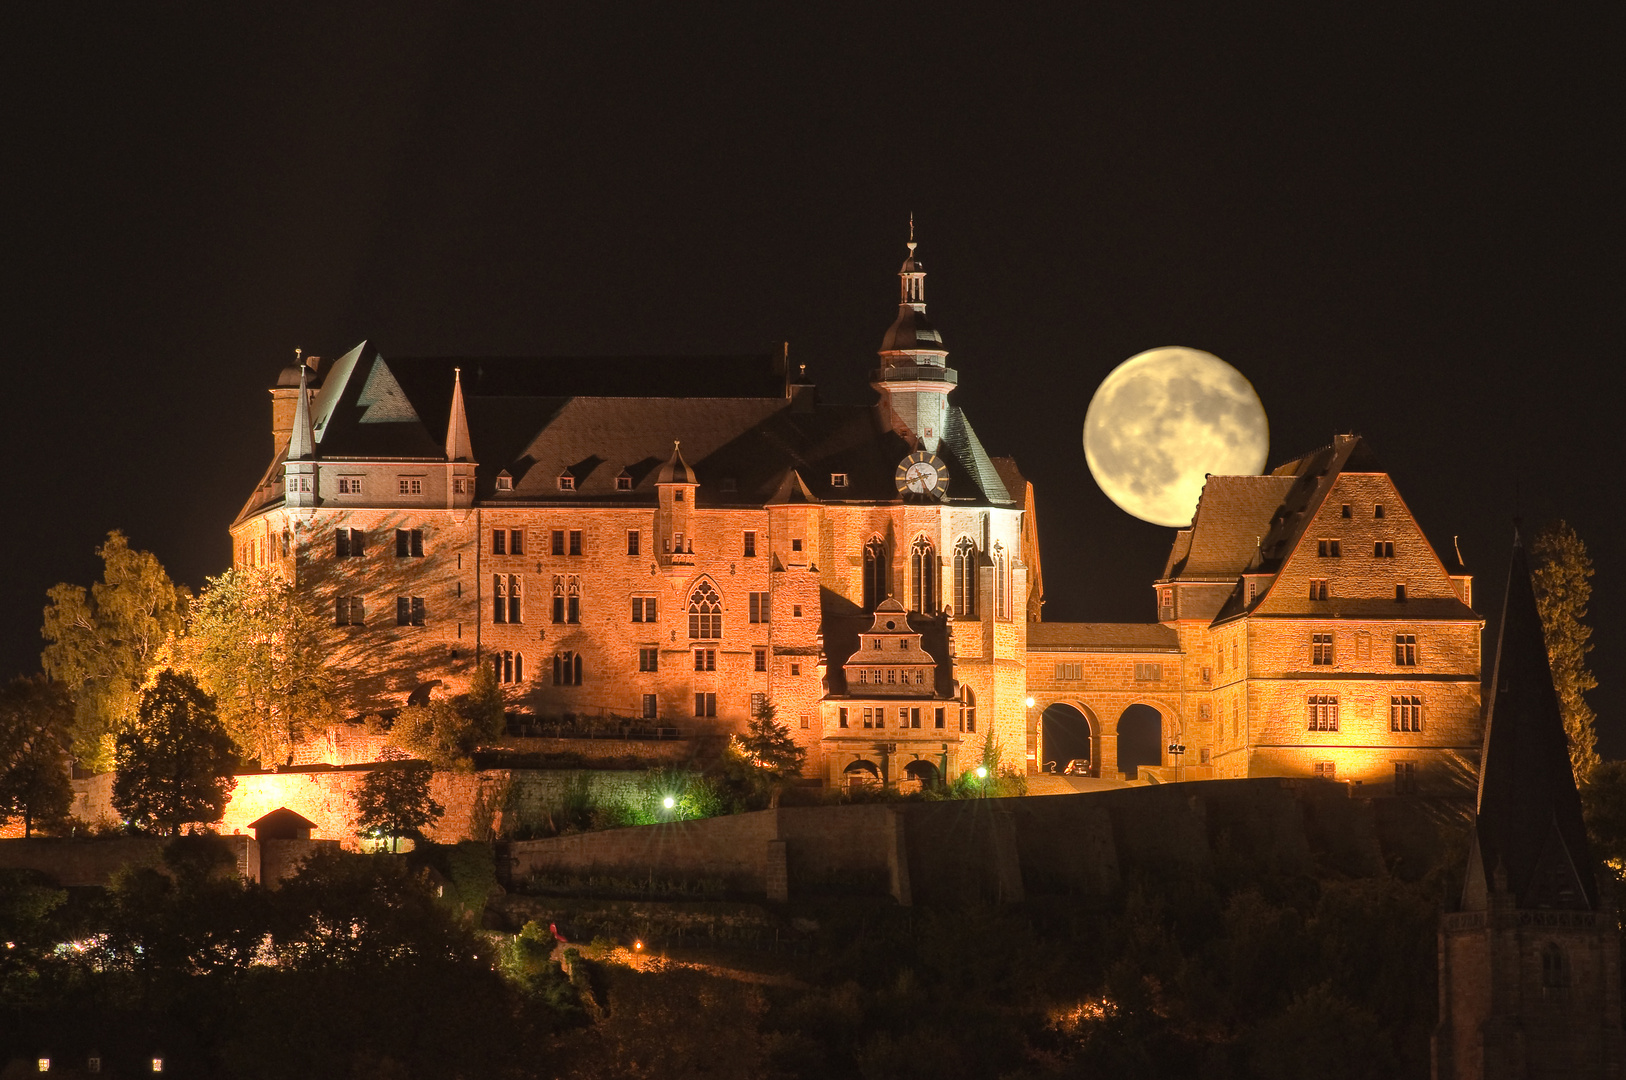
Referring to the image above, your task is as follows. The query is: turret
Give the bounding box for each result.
[873,220,957,453]
[445,367,476,511]
[655,441,698,566]
[283,363,317,510]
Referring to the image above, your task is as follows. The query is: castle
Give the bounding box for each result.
[231,236,1484,793]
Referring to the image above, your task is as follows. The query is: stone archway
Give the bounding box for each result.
[902,758,939,788]
[1116,704,1163,780]
[843,760,881,789]
[1041,702,1095,776]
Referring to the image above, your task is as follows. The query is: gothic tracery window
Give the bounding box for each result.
[910,537,936,614]
[688,581,722,639]
[993,542,1010,621]
[952,537,976,617]
[863,538,889,611]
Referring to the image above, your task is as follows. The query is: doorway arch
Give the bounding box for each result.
[843,760,881,788]
[903,759,939,787]
[1116,704,1163,779]
[1041,703,1095,775]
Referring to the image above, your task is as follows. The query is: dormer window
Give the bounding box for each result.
[616,473,632,492]
[831,473,848,488]
[557,473,576,492]
[495,472,513,492]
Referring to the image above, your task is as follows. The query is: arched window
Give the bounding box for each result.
[688,581,722,639]
[961,686,976,733]
[566,576,580,624]
[552,650,583,686]
[1542,943,1571,989]
[952,538,977,617]
[863,539,889,611]
[910,537,936,613]
[993,543,1010,621]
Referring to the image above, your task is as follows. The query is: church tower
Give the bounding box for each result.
[1433,531,1625,1079]
[873,222,956,453]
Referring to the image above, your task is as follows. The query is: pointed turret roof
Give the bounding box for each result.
[287,363,315,460]
[1471,528,1597,910]
[765,468,820,505]
[879,224,948,355]
[445,367,474,462]
[655,441,696,485]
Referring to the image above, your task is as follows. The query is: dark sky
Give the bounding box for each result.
[5,5,1623,750]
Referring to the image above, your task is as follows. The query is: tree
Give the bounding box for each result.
[0,675,75,837]
[179,567,337,768]
[113,669,239,835]
[41,531,190,771]
[1531,520,1600,783]
[387,667,507,771]
[726,698,806,808]
[353,763,444,852]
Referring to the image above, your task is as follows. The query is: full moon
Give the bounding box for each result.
[1083,347,1269,527]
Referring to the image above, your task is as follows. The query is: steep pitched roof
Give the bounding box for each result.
[1164,475,1295,580]
[1469,531,1597,910]
[1026,622,1180,651]
[941,406,1014,506]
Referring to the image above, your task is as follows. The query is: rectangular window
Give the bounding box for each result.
[694,649,716,672]
[863,708,874,729]
[749,592,771,623]
[1340,503,1351,518]
[831,473,848,488]
[569,530,583,556]
[887,669,896,683]
[639,647,659,673]
[874,708,884,729]
[492,529,506,555]
[338,477,362,495]
[551,592,565,624]
[509,576,523,623]
[396,529,423,557]
[617,475,633,492]
[1375,504,1386,519]
[791,538,803,552]
[642,694,657,719]
[494,576,508,623]
[1054,662,1082,680]
[1134,662,1162,681]
[1310,579,1329,601]
[688,611,721,640]
[510,529,524,555]
[793,605,803,618]
[1395,584,1407,602]
[1199,747,1211,764]
[744,532,757,557]
[1395,761,1417,793]
[335,596,364,626]
[935,707,945,729]
[1314,761,1337,779]
[567,592,579,624]
[558,475,575,491]
[453,477,468,495]
[1394,634,1417,665]
[634,597,657,622]
[396,477,423,496]
[1391,695,1422,732]
[1373,541,1394,558]
[627,530,640,556]
[1307,695,1339,732]
[910,708,921,729]
[1318,539,1341,557]
[754,648,767,672]
[790,662,801,676]
[1199,702,1212,720]
[1312,633,1334,665]
[551,530,565,556]
[397,596,425,626]
[840,707,849,729]
[750,692,765,716]
[694,693,717,718]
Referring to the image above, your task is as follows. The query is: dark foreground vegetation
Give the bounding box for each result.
[2,819,1470,1080]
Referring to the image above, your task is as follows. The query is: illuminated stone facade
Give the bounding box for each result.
[233,246,1482,794]
[233,242,1032,785]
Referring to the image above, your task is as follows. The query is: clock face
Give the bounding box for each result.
[894,451,949,499]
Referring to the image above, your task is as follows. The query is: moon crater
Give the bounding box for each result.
[1083,347,1269,527]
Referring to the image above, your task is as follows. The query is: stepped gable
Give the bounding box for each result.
[1467,529,1597,911]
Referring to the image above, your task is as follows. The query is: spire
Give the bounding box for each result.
[879,222,946,355]
[445,367,474,463]
[287,362,315,461]
[1471,527,1597,910]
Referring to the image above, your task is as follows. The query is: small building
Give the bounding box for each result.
[248,807,316,842]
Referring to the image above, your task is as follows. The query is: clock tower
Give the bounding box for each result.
[873,224,957,455]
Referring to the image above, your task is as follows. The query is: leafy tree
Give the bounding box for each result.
[113,669,239,835]
[179,567,337,768]
[726,698,805,808]
[1531,520,1600,782]
[0,675,74,837]
[353,762,444,852]
[40,531,191,771]
[1582,759,1626,880]
[387,667,506,771]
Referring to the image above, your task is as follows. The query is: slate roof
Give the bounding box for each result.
[1026,622,1180,651]
[1165,475,1297,580]
[259,344,1020,511]
[1468,531,1598,911]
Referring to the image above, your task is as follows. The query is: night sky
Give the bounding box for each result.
[6,6,1622,750]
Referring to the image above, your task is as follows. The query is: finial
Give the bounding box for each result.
[295,348,302,362]
[907,212,916,255]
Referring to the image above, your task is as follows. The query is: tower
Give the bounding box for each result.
[282,362,317,513]
[1433,530,1624,1079]
[873,221,956,453]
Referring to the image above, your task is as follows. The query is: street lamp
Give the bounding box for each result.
[1167,742,1187,782]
